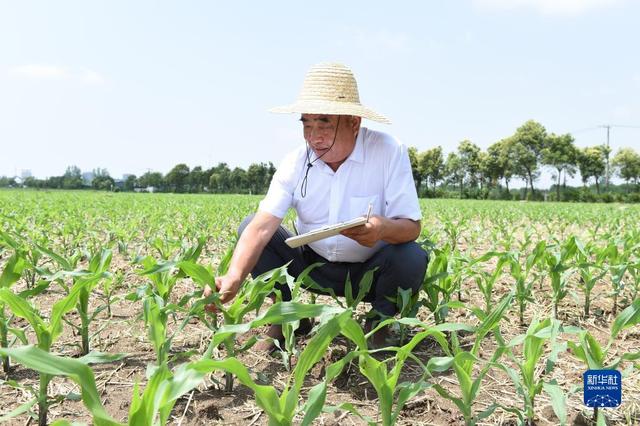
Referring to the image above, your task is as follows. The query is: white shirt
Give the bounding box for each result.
[259,127,421,263]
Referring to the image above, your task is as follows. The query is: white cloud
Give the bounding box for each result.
[9,64,105,85]
[11,64,69,79]
[80,69,105,85]
[473,0,624,16]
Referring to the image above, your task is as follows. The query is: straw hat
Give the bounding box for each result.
[270,62,391,124]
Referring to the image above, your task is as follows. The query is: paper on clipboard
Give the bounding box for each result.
[285,216,367,248]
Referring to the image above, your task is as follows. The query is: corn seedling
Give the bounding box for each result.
[0,252,27,372]
[544,237,579,319]
[0,279,123,426]
[498,317,571,425]
[322,317,466,426]
[574,241,607,318]
[469,251,511,314]
[510,241,546,326]
[568,298,640,424]
[422,246,466,324]
[199,303,349,425]
[426,293,513,426]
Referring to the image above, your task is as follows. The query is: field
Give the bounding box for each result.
[0,190,639,426]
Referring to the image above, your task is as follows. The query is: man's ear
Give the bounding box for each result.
[351,116,362,132]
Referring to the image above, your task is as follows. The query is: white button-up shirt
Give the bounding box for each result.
[259,127,421,263]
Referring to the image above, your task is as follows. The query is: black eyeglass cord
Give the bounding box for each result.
[300,116,341,198]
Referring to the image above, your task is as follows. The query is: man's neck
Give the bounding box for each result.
[325,129,360,172]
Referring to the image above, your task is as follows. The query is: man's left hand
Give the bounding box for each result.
[340,215,386,247]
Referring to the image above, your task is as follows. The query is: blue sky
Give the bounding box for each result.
[1,0,639,188]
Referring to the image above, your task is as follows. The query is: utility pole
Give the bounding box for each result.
[598,124,640,190]
[599,125,611,190]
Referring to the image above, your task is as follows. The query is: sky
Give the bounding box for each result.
[1,0,639,188]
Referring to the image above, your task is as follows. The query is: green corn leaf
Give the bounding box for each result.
[0,397,37,422]
[77,352,127,365]
[177,261,214,287]
[0,253,26,288]
[542,381,567,426]
[0,346,121,426]
[610,298,640,341]
[0,288,48,338]
[35,244,72,271]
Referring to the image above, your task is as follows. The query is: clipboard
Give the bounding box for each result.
[284,216,368,248]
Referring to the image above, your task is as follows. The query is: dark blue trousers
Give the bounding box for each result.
[239,215,428,318]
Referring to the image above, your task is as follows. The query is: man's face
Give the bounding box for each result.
[300,114,361,168]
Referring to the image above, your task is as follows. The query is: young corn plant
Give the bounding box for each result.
[73,248,113,355]
[574,241,607,318]
[498,317,572,425]
[544,237,579,319]
[276,263,331,371]
[602,241,629,315]
[321,317,465,426]
[469,251,511,314]
[0,346,122,425]
[0,280,119,426]
[568,298,640,424]
[181,260,298,390]
[393,287,421,345]
[0,252,27,373]
[0,345,204,426]
[126,239,206,365]
[426,293,513,426]
[422,246,466,324]
[200,302,349,425]
[510,241,546,326]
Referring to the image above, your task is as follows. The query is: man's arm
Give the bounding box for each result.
[340,216,421,248]
[206,211,283,306]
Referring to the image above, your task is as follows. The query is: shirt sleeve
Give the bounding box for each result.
[258,151,298,218]
[384,141,422,221]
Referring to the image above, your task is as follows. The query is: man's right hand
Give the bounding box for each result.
[204,274,242,313]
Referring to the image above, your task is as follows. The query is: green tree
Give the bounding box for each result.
[91,168,114,191]
[165,164,190,193]
[0,176,17,187]
[208,163,232,193]
[445,152,464,197]
[230,167,247,193]
[407,146,423,193]
[578,146,606,193]
[511,120,547,197]
[189,166,206,193]
[612,147,640,188]
[542,133,578,201]
[458,140,482,190]
[138,171,164,191]
[124,174,137,191]
[246,163,270,194]
[419,146,445,194]
[62,165,83,189]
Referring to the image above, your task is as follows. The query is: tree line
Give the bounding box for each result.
[408,120,640,202]
[2,119,639,202]
[2,162,276,195]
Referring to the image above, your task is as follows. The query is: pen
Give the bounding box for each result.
[366,203,373,223]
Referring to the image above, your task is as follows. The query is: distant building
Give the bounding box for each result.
[122,173,134,181]
[20,169,32,179]
[82,172,94,185]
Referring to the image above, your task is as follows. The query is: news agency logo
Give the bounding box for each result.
[583,370,621,408]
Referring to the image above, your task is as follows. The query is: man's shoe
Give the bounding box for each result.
[295,318,314,336]
[254,324,284,352]
[364,319,391,349]
[254,318,314,352]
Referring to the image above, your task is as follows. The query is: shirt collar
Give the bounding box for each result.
[346,127,365,164]
[314,127,366,174]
